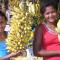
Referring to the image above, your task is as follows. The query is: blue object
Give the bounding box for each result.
[0,40,10,60]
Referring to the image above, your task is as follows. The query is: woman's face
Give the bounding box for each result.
[0,16,6,33]
[43,6,58,23]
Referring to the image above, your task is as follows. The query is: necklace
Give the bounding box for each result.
[45,23,58,35]
[46,24,60,42]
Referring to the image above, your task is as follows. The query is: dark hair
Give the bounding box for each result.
[40,0,59,15]
[0,11,7,21]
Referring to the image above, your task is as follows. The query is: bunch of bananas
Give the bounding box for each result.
[56,19,60,42]
[6,0,34,53]
[6,11,34,52]
[6,0,40,53]
[27,1,40,17]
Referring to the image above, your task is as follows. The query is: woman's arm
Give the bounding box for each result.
[37,50,60,57]
[33,25,60,57]
[0,51,21,60]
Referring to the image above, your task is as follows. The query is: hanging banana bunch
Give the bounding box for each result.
[9,0,20,8]
[6,0,34,53]
[27,0,41,30]
[27,0,40,17]
[6,13,33,52]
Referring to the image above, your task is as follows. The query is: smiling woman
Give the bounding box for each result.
[43,6,58,24]
[33,0,60,60]
[0,11,20,60]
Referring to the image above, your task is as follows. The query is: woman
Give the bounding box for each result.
[33,0,60,60]
[0,11,20,60]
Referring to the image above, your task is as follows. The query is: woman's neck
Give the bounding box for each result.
[46,21,57,27]
[46,23,57,32]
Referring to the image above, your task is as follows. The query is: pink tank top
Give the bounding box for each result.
[40,23,60,60]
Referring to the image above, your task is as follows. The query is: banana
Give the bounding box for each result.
[56,20,60,32]
[6,8,34,53]
[6,0,41,60]
[56,19,60,42]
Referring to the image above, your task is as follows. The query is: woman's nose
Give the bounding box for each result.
[49,13,52,17]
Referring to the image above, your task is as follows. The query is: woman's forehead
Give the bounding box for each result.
[45,6,56,12]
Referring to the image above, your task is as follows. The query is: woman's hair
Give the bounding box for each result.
[0,11,7,21]
[0,11,7,36]
[40,0,59,15]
